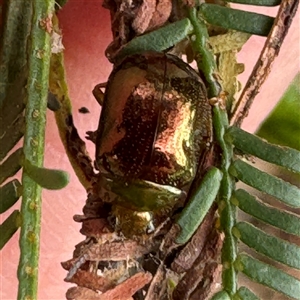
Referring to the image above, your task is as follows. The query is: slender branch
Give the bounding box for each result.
[17,1,55,299]
[213,106,237,295]
[230,0,299,127]
[49,16,95,190]
[188,7,221,98]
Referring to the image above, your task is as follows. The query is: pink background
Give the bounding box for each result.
[0,1,299,299]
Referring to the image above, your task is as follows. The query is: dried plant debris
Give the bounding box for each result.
[62,191,221,300]
[103,0,172,59]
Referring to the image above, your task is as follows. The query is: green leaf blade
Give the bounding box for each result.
[227,0,281,6]
[0,115,24,163]
[0,148,23,185]
[227,126,300,174]
[0,1,32,105]
[199,4,274,36]
[236,287,260,300]
[236,254,300,299]
[115,19,193,62]
[176,167,223,244]
[0,179,21,214]
[235,222,300,269]
[234,189,300,236]
[23,159,69,190]
[0,210,21,250]
[230,159,300,208]
[211,291,231,300]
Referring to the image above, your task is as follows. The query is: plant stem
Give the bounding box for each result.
[17,1,55,299]
[188,7,221,98]
[230,0,299,127]
[213,106,237,295]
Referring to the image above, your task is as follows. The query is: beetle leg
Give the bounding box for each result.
[92,83,107,106]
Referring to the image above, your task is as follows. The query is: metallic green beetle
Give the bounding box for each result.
[94,52,212,221]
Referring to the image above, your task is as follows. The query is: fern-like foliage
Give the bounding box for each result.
[0,1,68,299]
[221,126,300,299]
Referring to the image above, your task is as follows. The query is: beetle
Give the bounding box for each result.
[92,52,213,235]
[63,52,220,299]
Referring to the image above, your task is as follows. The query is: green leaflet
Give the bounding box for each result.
[233,189,300,236]
[234,222,300,269]
[176,167,223,244]
[0,180,21,214]
[236,254,300,299]
[227,0,281,6]
[227,126,300,173]
[115,19,193,62]
[0,1,31,106]
[0,210,21,250]
[230,159,300,208]
[0,148,23,185]
[210,291,231,300]
[23,159,69,190]
[0,115,24,162]
[236,287,260,300]
[0,1,29,156]
[199,4,274,36]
